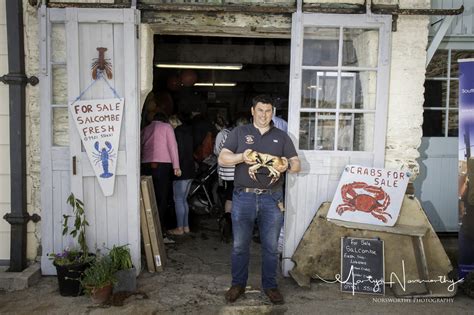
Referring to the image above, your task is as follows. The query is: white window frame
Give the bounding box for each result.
[288,13,391,167]
[424,47,474,137]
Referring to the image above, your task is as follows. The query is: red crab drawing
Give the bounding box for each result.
[336,181,392,223]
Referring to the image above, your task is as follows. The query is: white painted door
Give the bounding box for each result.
[415,137,458,232]
[40,7,141,274]
[283,12,392,275]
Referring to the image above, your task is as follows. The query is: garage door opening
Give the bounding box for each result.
[140,34,291,244]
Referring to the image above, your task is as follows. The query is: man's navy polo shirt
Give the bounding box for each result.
[223,123,298,189]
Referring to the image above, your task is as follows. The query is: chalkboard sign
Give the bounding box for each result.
[340,237,385,295]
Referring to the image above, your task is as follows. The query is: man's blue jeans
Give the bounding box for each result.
[231,189,283,290]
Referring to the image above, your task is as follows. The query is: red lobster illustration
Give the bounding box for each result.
[336,181,391,223]
[91,47,113,80]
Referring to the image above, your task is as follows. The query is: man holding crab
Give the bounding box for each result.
[218,94,300,305]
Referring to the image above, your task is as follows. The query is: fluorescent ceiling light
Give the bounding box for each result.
[194,83,214,86]
[156,63,243,70]
[194,82,237,87]
[214,83,236,87]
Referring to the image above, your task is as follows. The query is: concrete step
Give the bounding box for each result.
[0,263,41,291]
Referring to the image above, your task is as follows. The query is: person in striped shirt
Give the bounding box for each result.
[214,116,249,239]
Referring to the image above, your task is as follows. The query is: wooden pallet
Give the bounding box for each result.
[140,176,167,272]
[140,193,155,272]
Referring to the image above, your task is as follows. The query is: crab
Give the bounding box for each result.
[244,150,288,186]
[336,181,392,223]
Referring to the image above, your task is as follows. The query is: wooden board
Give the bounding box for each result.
[140,176,167,271]
[140,193,155,273]
[340,237,385,295]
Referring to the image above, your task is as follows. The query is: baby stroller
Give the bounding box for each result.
[188,156,219,215]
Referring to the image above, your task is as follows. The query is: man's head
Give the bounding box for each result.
[251,95,274,129]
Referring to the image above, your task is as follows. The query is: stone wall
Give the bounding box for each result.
[24,0,41,260]
[385,13,429,178]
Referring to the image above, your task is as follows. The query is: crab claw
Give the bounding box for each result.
[268,176,280,186]
[248,164,261,182]
[243,149,259,165]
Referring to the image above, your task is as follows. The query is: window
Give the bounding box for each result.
[298,27,379,151]
[51,22,69,147]
[423,49,474,137]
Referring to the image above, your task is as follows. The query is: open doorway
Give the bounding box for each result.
[140,35,291,241]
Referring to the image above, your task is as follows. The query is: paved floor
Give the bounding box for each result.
[0,217,473,314]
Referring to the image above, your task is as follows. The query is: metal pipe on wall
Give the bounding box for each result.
[0,0,39,272]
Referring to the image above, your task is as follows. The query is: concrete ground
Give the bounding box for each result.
[0,217,473,314]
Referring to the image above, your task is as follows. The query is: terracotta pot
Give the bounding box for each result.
[90,283,113,304]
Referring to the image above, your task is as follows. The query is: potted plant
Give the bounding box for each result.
[109,244,137,293]
[49,193,94,296]
[81,256,116,304]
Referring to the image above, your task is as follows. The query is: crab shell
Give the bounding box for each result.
[245,150,288,185]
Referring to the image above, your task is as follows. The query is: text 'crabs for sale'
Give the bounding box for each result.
[326,165,410,226]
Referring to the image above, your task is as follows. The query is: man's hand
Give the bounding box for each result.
[273,157,289,173]
[242,149,258,165]
[174,168,182,177]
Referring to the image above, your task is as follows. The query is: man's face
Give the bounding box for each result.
[251,102,273,129]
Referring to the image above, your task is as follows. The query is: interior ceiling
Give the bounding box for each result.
[153,35,291,99]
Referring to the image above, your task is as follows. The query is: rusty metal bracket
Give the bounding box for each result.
[371,4,464,32]
[3,212,41,225]
[0,73,39,86]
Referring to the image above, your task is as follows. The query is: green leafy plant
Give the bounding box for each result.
[49,193,91,265]
[109,244,133,271]
[81,256,116,294]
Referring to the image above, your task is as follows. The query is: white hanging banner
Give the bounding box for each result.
[327,165,410,226]
[70,98,124,196]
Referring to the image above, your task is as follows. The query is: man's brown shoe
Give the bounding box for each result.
[225,285,245,303]
[264,288,284,304]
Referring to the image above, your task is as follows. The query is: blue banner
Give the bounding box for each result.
[458,59,474,279]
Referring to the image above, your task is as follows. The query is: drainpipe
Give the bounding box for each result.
[0,0,39,272]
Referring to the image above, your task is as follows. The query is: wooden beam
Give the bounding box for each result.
[426,16,455,68]
[47,2,129,8]
[138,3,294,14]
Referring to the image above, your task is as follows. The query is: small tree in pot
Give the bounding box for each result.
[109,244,137,293]
[49,193,94,296]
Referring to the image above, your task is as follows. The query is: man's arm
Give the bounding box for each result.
[219,148,256,167]
[218,148,244,167]
[287,156,301,173]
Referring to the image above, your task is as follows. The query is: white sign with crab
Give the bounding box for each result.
[69,98,124,196]
[326,165,410,226]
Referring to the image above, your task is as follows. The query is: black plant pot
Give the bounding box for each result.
[113,267,137,294]
[54,260,91,297]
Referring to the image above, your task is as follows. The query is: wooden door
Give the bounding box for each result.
[40,7,141,274]
[283,12,392,275]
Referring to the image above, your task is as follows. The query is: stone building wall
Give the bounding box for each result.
[24,0,41,260]
[21,0,429,261]
[384,11,429,177]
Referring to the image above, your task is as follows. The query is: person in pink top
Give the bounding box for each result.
[141,112,181,235]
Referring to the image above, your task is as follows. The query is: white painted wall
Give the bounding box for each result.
[0,0,10,261]
[24,1,41,261]
[385,12,430,180]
